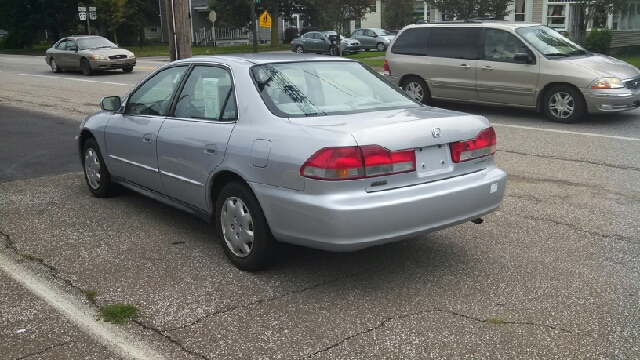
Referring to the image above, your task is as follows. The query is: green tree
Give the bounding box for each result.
[93,0,126,43]
[117,0,159,47]
[0,0,78,48]
[428,0,514,20]
[572,0,628,43]
[383,0,416,29]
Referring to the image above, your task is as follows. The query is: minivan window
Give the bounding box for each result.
[427,27,482,60]
[516,25,587,56]
[483,29,531,62]
[391,28,430,56]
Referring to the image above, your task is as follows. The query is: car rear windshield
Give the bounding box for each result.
[77,37,117,50]
[251,61,419,118]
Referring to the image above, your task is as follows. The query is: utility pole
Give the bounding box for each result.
[164,0,192,62]
[251,0,258,53]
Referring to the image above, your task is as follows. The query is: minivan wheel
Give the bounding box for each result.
[215,182,275,271]
[402,77,431,105]
[376,42,385,52]
[543,85,585,123]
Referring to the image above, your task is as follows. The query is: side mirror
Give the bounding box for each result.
[69,46,78,52]
[514,53,534,64]
[373,34,379,38]
[101,96,122,111]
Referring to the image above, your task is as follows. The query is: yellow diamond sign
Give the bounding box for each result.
[259,11,272,28]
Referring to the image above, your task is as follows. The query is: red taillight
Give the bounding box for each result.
[301,145,416,180]
[449,127,497,163]
[383,60,391,76]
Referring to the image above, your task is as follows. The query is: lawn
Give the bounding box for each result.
[619,55,640,68]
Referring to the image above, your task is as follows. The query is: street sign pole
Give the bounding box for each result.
[251,0,258,53]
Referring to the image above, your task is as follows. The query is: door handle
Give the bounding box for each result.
[482,66,494,71]
[204,144,218,155]
[459,64,471,69]
[142,133,153,144]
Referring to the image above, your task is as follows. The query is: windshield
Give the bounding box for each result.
[372,28,392,36]
[516,26,586,56]
[77,37,117,50]
[251,61,419,118]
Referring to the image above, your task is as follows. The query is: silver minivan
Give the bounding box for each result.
[384,21,640,123]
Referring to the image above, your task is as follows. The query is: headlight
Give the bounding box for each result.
[590,77,624,89]
[128,54,135,59]
[91,55,109,60]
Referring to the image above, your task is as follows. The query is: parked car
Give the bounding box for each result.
[290,31,361,55]
[351,28,395,52]
[385,21,640,123]
[78,54,507,271]
[46,35,136,76]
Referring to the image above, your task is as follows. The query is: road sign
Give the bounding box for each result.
[208,10,216,23]
[89,11,96,20]
[259,11,271,28]
[89,6,96,11]
[79,12,87,21]
[78,6,86,12]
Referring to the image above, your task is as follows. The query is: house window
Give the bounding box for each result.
[355,19,361,29]
[547,4,566,28]
[514,0,526,21]
[369,1,376,13]
[149,27,158,32]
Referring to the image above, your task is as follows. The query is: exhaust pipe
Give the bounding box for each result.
[471,218,484,224]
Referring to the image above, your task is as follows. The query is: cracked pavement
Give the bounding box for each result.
[1,54,639,358]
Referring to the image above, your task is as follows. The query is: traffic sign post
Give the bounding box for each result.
[78,5,95,35]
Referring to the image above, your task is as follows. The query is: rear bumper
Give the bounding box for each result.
[89,59,136,70]
[252,166,507,251]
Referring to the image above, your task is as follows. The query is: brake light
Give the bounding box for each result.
[383,60,391,76]
[449,127,497,163]
[301,145,416,180]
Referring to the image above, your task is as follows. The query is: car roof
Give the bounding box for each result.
[65,35,105,40]
[177,53,355,66]
[405,20,540,30]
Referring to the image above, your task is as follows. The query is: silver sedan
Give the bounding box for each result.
[46,35,136,75]
[78,54,507,271]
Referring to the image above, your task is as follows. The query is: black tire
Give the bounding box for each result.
[50,57,62,73]
[402,76,432,105]
[376,42,385,52]
[364,48,370,52]
[295,45,304,54]
[81,58,93,76]
[215,182,275,271]
[82,138,114,198]
[329,45,337,56]
[122,66,133,73]
[543,85,585,123]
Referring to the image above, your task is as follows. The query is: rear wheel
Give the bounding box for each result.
[50,58,61,73]
[402,77,431,105]
[215,182,275,271]
[295,45,304,54]
[122,66,133,73]
[376,42,385,52]
[543,85,585,123]
[82,138,114,198]
[81,58,93,76]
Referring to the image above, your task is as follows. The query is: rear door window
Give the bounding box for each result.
[391,28,430,56]
[427,27,482,60]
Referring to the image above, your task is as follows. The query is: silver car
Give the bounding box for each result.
[385,21,640,123]
[351,28,395,52]
[46,35,136,76]
[78,54,507,271]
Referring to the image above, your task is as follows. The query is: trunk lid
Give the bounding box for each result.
[291,107,494,192]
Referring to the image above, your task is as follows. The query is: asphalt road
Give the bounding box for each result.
[1,54,639,359]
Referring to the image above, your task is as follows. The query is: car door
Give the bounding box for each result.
[476,28,539,106]
[315,33,330,52]
[50,39,67,66]
[301,32,317,51]
[61,39,78,68]
[362,30,375,49]
[104,65,189,193]
[425,27,481,101]
[156,65,237,211]
[352,30,364,47]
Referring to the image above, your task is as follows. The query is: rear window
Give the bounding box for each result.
[391,28,430,56]
[427,27,482,60]
[251,61,419,118]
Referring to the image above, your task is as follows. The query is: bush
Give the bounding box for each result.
[583,27,613,55]
[284,27,299,43]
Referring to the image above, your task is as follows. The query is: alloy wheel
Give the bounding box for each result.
[405,82,424,102]
[84,148,101,190]
[549,92,574,119]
